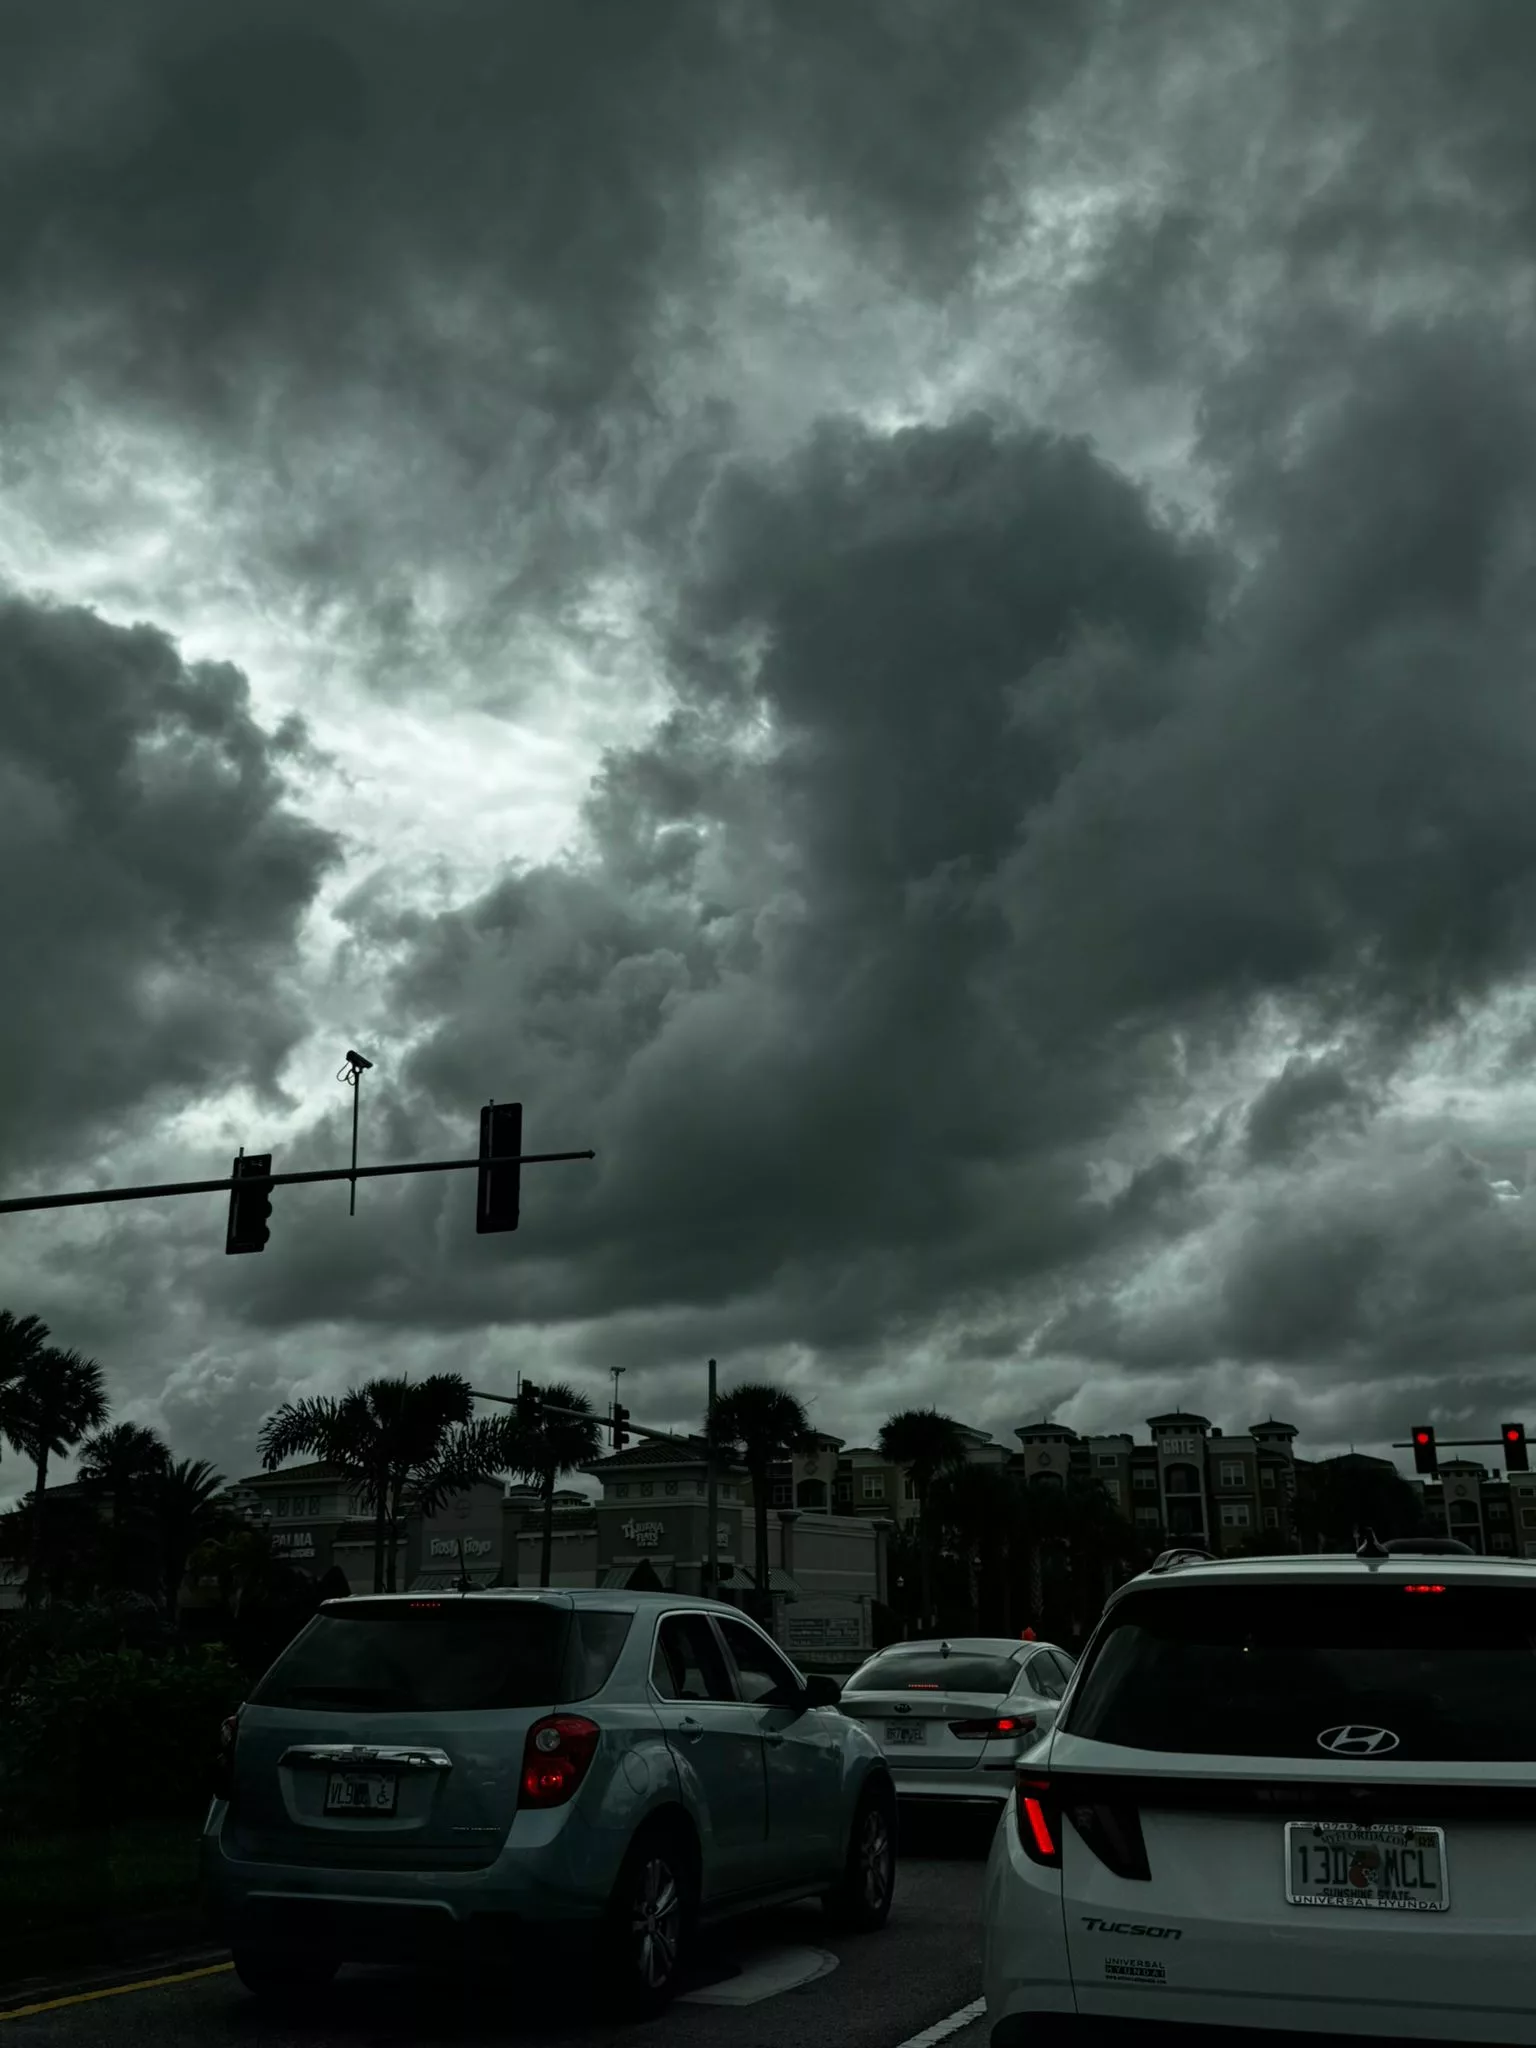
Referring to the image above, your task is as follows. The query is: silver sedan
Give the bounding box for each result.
[835,1636,1076,1805]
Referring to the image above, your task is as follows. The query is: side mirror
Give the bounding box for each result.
[802,1673,843,1709]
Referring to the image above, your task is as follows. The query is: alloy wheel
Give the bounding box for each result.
[631,1853,682,1990]
[859,1805,894,1913]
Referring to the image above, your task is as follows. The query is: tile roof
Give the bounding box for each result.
[585,1435,746,1475]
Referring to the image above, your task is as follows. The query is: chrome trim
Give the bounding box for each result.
[279,1744,453,1771]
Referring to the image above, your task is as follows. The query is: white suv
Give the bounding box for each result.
[984,1540,1536,2046]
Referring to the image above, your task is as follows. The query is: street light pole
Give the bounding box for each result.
[705,1357,719,1602]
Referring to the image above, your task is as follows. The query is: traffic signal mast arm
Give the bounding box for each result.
[472,1389,686,1451]
[0,1146,591,1215]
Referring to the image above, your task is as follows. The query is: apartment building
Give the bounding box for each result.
[1416,1459,1536,1557]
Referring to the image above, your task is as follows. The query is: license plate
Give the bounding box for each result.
[324,1772,398,1816]
[1285,1822,1447,1911]
[884,1722,927,1747]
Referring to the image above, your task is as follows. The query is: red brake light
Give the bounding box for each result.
[212,1706,243,1800]
[1015,1773,1061,1866]
[906,1683,940,1690]
[409,1601,443,1610]
[519,1716,600,1809]
[950,1715,1037,1740]
[1404,1583,1446,1593]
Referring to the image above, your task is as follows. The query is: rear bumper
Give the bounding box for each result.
[201,1805,612,1959]
[889,1767,1015,1804]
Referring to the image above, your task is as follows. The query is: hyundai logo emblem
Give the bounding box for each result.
[1316,1724,1400,1757]
[894,1702,912,1714]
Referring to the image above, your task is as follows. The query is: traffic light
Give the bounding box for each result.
[612,1404,630,1450]
[476,1101,523,1235]
[225,1154,273,1255]
[1503,1423,1529,1473]
[516,1381,542,1427]
[1411,1425,1438,1477]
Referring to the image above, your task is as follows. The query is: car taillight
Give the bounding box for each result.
[950,1715,1037,1740]
[519,1716,600,1809]
[1015,1772,1062,1866]
[212,1707,242,1801]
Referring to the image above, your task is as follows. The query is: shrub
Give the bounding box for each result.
[0,1643,244,1825]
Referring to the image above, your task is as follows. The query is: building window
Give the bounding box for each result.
[862,1475,886,1502]
[1219,1462,1244,1488]
[1220,1503,1252,1528]
[1521,1508,1536,1529]
[902,1476,918,1503]
[1134,1506,1160,1526]
[1263,1506,1279,1529]
[1261,1468,1276,1489]
[834,1479,852,1505]
[1488,1499,1510,1520]
[771,1483,792,1508]
[1132,1469,1157,1490]
[1096,1454,1119,1468]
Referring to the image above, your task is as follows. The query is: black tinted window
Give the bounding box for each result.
[565,1610,633,1701]
[1066,1583,1536,1761]
[718,1616,800,1704]
[1048,1649,1076,1689]
[844,1651,1023,1695]
[251,1600,569,1712]
[651,1614,733,1702]
[1025,1654,1062,1700]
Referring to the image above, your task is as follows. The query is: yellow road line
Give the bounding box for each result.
[0,1962,233,2021]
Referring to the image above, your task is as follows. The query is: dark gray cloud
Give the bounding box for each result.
[11,0,1536,1479]
[0,591,339,1166]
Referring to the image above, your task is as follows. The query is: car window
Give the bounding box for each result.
[564,1609,634,1701]
[1025,1652,1063,1700]
[1048,1648,1076,1690]
[843,1650,1023,1694]
[651,1613,734,1702]
[717,1616,801,1705]
[1064,1582,1536,1761]
[249,1599,568,1712]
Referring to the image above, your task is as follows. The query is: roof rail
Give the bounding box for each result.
[1148,1544,1214,1573]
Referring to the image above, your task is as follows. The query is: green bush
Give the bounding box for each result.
[0,1643,244,1825]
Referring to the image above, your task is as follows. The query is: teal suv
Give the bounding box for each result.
[202,1588,897,2017]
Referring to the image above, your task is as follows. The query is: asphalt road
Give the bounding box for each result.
[0,1809,998,2048]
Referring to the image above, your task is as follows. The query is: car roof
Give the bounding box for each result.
[1118,1553,1536,1592]
[862,1636,1053,1657]
[321,1588,745,1613]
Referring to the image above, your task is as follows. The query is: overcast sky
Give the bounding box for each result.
[4,0,1536,1500]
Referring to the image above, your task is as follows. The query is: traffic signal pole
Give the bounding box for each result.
[0,1146,592,1215]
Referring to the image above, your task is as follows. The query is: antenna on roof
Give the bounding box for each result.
[1354,1526,1391,1560]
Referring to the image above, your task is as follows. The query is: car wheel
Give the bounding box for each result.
[594,1822,698,2020]
[231,1945,339,2006]
[824,1778,897,1932]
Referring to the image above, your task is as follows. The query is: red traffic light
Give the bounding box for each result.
[1509,1428,1523,1442]
[1415,1430,1431,1444]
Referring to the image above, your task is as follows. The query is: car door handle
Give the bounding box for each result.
[764,1732,785,1746]
[678,1717,705,1743]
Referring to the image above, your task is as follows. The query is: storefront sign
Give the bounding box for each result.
[430,1536,492,1558]
[622,1518,664,1548]
[271,1530,315,1554]
[785,1616,862,1649]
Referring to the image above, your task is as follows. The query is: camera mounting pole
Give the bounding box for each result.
[338,1050,374,1216]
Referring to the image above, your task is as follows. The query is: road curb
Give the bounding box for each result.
[0,1941,230,2016]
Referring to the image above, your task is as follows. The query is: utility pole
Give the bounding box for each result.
[704,1357,719,1602]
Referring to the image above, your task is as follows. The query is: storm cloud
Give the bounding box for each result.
[4,1,1536,1478]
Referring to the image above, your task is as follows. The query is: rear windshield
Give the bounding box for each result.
[845,1651,1023,1695]
[1065,1582,1536,1762]
[250,1602,631,1713]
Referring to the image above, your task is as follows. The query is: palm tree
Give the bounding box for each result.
[258,1374,509,1592]
[878,1408,969,1632]
[149,1458,230,1615]
[515,1384,602,1588]
[0,1311,50,1454]
[706,1383,816,1622]
[932,1462,1020,1633]
[78,1421,171,1531]
[0,1346,108,1607]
